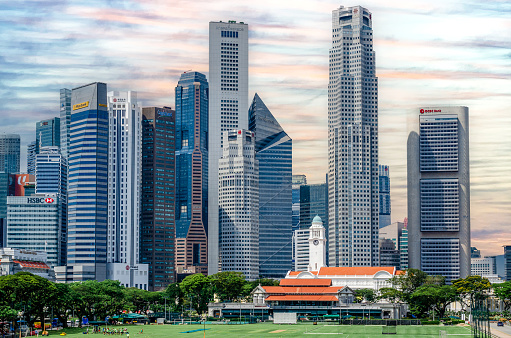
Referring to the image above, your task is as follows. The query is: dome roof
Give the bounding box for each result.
[312,215,322,223]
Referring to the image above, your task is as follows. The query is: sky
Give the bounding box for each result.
[1,0,510,257]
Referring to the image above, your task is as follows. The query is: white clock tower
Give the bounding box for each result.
[308,215,327,272]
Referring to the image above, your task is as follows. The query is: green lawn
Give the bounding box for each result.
[46,323,472,338]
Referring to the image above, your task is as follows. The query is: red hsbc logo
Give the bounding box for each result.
[45,198,54,203]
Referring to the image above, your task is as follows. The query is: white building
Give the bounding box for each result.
[293,229,309,271]
[0,248,52,279]
[471,257,503,284]
[208,21,249,274]
[308,215,327,272]
[218,130,258,280]
[106,91,148,289]
[408,106,470,282]
[328,5,379,267]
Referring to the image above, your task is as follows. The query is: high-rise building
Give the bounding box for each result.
[399,228,408,270]
[35,146,67,266]
[293,229,310,272]
[7,195,59,267]
[218,129,259,280]
[471,247,481,258]
[208,20,249,274]
[27,141,37,175]
[0,173,8,248]
[36,117,60,153]
[175,71,209,275]
[300,182,328,230]
[504,246,511,281]
[249,93,292,279]
[106,91,148,289]
[62,82,108,282]
[379,221,404,269]
[379,165,391,228]
[0,134,20,174]
[408,106,470,281]
[140,107,176,291]
[328,6,379,267]
[60,88,72,160]
[292,175,307,232]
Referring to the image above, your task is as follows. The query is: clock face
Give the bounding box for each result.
[313,239,319,246]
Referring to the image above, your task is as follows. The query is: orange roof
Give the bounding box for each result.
[279,279,332,287]
[318,266,396,276]
[396,270,406,275]
[266,295,338,302]
[14,260,50,269]
[288,271,318,276]
[262,286,344,294]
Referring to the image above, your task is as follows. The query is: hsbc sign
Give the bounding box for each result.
[27,197,55,204]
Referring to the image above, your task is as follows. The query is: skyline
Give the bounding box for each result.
[1,0,510,256]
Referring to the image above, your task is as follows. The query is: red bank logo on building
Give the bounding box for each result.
[45,198,54,203]
[420,109,424,114]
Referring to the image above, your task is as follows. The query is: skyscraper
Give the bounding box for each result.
[36,117,60,153]
[219,129,259,280]
[63,82,108,282]
[408,106,470,281]
[379,165,391,228]
[300,182,328,231]
[504,246,511,281]
[328,6,379,267]
[249,93,292,279]
[0,134,20,174]
[292,175,307,231]
[175,71,209,275]
[208,20,249,274]
[27,141,36,175]
[60,88,72,160]
[141,107,176,291]
[106,91,148,289]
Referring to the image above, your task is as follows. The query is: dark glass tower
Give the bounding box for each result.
[175,71,209,275]
[141,107,176,290]
[249,93,292,279]
[36,117,60,153]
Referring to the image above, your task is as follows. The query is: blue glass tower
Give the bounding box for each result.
[36,117,60,153]
[175,72,209,274]
[249,93,293,279]
[60,88,72,160]
[67,82,108,281]
[379,165,391,228]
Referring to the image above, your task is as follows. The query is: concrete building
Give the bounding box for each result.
[208,20,249,274]
[0,248,52,279]
[106,91,147,289]
[408,106,470,282]
[0,134,20,174]
[471,257,503,284]
[379,165,391,228]
[249,94,293,279]
[175,71,209,275]
[328,5,380,267]
[293,229,309,272]
[140,107,176,290]
[6,195,60,267]
[218,130,259,280]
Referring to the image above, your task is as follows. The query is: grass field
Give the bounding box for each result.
[45,323,473,338]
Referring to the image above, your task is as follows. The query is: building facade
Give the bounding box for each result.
[0,134,20,174]
[408,106,470,281]
[27,141,37,175]
[106,91,147,289]
[328,5,379,267]
[140,107,176,290]
[379,165,391,228]
[208,20,249,274]
[300,182,328,231]
[60,88,72,160]
[6,195,60,267]
[218,129,259,280]
[292,175,307,231]
[293,229,309,272]
[505,246,511,281]
[175,72,209,275]
[249,93,293,279]
[36,117,60,153]
[64,82,109,281]
[0,248,52,279]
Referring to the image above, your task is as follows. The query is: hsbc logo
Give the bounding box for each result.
[45,198,54,203]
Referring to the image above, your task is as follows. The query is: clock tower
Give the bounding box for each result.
[308,215,327,272]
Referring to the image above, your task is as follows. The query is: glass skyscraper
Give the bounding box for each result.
[36,117,60,153]
[248,93,292,279]
[328,6,379,267]
[0,134,20,174]
[175,71,209,275]
[27,141,37,175]
[379,165,391,228]
[60,88,72,160]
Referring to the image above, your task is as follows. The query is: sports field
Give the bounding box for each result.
[46,323,473,338]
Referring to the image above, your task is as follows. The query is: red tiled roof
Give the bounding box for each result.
[317,266,396,276]
[279,279,332,287]
[266,295,338,302]
[396,270,406,275]
[288,271,318,276]
[13,260,50,269]
[262,286,344,294]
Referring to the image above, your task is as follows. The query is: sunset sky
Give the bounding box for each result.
[1,0,510,256]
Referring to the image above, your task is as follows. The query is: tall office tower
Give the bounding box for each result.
[408,106,470,281]
[293,228,310,271]
[141,107,176,291]
[106,91,148,289]
[379,221,404,269]
[292,175,307,231]
[328,6,379,267]
[35,146,67,265]
[36,117,60,153]
[208,20,249,274]
[249,93,293,278]
[399,228,408,270]
[64,82,108,281]
[471,247,481,258]
[218,130,259,280]
[504,246,511,281]
[0,134,20,174]
[27,141,37,175]
[0,173,8,248]
[379,165,391,228]
[300,182,329,230]
[60,88,72,160]
[175,72,209,275]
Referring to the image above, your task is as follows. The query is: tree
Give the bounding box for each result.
[389,269,428,302]
[180,274,214,315]
[48,283,74,328]
[354,289,376,303]
[409,285,458,319]
[164,283,184,313]
[452,275,491,309]
[211,272,246,302]
[493,281,511,311]
[378,287,403,304]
